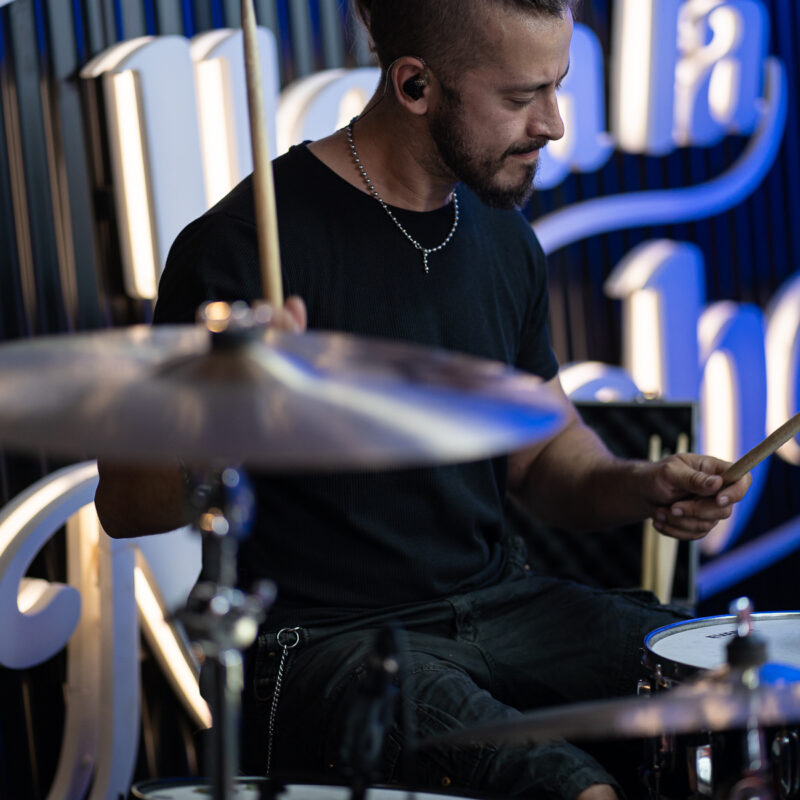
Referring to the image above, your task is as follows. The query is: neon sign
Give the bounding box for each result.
[0,463,208,800]
[2,3,794,796]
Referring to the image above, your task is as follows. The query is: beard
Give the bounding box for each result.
[428,84,547,210]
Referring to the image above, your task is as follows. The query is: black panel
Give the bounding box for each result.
[154,0,183,35]
[287,0,314,78]
[0,17,26,340]
[119,0,146,38]
[318,0,344,68]
[82,0,117,56]
[43,0,105,329]
[254,0,279,36]
[192,0,214,33]
[7,0,64,334]
[222,0,242,28]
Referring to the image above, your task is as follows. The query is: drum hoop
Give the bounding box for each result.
[130,779,488,800]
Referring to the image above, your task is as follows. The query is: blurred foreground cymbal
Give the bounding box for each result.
[0,323,563,469]
[434,664,800,745]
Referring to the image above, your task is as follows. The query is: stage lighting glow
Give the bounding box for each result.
[613,0,654,152]
[629,289,663,397]
[195,58,239,208]
[702,351,738,461]
[766,276,800,464]
[17,578,51,613]
[110,70,158,299]
[134,556,211,729]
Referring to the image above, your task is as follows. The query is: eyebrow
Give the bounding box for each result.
[501,60,571,94]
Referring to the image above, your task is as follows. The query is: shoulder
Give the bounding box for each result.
[458,186,545,264]
[459,187,542,243]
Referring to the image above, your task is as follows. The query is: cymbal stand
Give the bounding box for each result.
[726,598,773,800]
[178,462,276,800]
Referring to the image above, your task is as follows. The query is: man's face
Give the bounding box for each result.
[427,6,573,209]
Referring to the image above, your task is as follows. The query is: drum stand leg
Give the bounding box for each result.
[179,465,275,800]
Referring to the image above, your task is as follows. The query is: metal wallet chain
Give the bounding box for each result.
[265,626,301,778]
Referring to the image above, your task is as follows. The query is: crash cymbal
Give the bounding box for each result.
[434,663,800,744]
[0,321,563,468]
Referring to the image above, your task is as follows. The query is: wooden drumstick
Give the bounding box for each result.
[721,410,800,485]
[241,0,284,307]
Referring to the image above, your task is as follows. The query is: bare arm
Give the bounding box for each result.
[95,460,191,538]
[508,376,752,538]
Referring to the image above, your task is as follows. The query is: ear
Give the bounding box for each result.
[390,56,431,114]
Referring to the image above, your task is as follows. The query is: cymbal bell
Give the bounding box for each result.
[0,324,563,469]
[433,663,800,745]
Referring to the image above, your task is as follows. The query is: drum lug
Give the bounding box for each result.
[638,678,653,695]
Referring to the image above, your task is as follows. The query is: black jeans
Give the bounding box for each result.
[241,555,691,800]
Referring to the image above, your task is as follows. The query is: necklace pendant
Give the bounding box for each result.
[347,119,457,275]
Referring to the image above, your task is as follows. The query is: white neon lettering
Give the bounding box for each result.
[611,0,682,154]
[0,464,205,798]
[559,362,641,402]
[698,302,769,554]
[82,37,207,300]
[674,0,768,146]
[276,67,379,154]
[765,274,800,465]
[536,24,613,188]
[605,240,705,400]
[192,28,280,207]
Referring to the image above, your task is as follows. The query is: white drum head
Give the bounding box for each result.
[646,612,800,672]
[132,782,479,800]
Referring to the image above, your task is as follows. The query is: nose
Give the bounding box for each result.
[528,90,564,142]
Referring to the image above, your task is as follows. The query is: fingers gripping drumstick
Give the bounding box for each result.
[721,411,800,485]
[242,0,284,307]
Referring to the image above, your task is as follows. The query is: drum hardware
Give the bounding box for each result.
[0,301,568,800]
[176,458,276,800]
[642,604,800,800]
[339,625,402,800]
[0,302,564,468]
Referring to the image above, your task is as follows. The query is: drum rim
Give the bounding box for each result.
[130,779,488,800]
[643,611,800,673]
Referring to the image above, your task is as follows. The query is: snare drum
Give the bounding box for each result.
[130,778,269,798]
[130,781,483,800]
[641,612,800,800]
[643,612,800,687]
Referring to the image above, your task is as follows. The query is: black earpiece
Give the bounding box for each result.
[402,73,428,100]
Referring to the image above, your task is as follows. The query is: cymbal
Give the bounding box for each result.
[434,664,800,744]
[0,324,563,468]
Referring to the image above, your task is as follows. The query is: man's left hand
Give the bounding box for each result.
[643,453,752,540]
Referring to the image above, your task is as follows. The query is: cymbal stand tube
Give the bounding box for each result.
[179,465,276,800]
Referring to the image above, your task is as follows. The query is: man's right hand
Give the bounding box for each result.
[276,296,307,332]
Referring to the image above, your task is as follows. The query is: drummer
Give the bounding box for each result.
[95,1,752,798]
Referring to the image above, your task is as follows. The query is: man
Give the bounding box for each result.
[95,1,752,798]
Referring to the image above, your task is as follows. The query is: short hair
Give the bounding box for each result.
[354,0,579,82]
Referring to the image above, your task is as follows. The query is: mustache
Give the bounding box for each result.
[503,138,550,157]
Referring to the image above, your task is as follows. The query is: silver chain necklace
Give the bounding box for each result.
[346,118,459,274]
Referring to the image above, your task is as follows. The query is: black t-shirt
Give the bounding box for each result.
[155,144,558,619]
